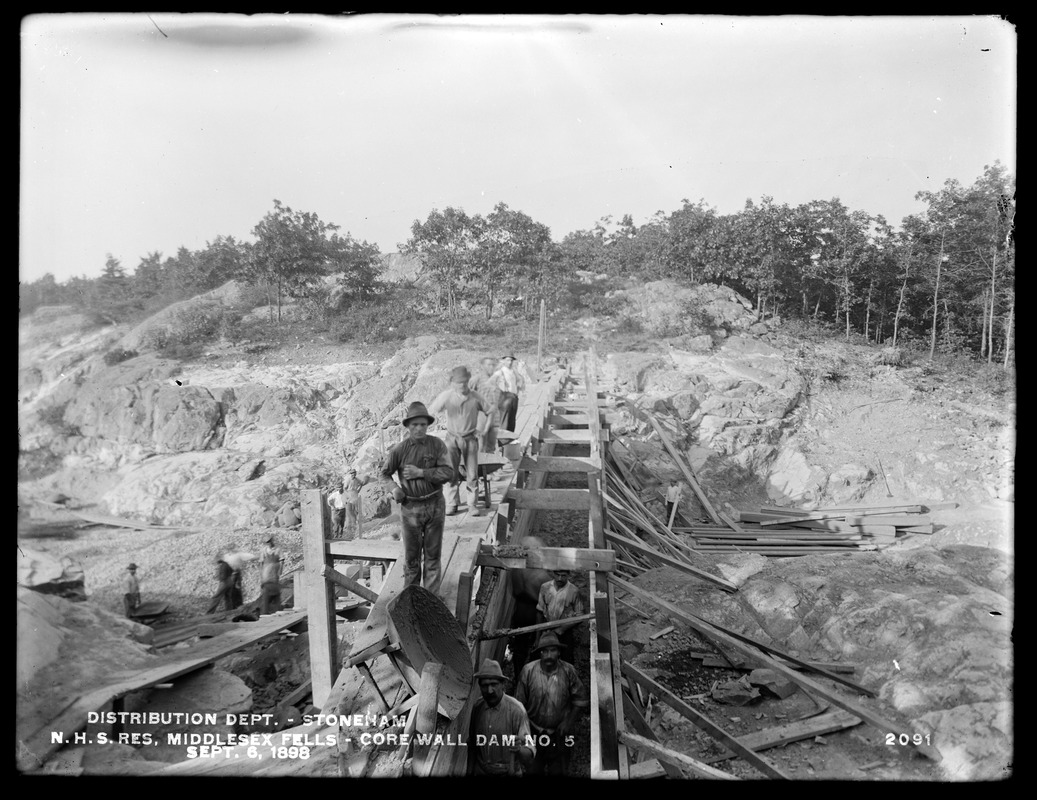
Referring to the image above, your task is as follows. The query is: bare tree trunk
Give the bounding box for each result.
[802,291,808,316]
[266,281,273,324]
[277,278,282,324]
[929,235,945,360]
[980,289,988,358]
[988,248,997,364]
[844,273,852,340]
[813,292,822,319]
[1003,296,1014,369]
[864,279,873,342]
[486,286,493,320]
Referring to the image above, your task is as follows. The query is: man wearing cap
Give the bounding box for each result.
[428,366,493,517]
[665,478,683,526]
[122,563,141,618]
[467,659,535,777]
[259,535,283,615]
[469,357,502,454]
[515,632,589,776]
[380,401,454,594]
[536,570,585,655]
[493,355,525,433]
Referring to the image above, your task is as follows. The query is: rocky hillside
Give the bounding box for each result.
[17,280,1013,779]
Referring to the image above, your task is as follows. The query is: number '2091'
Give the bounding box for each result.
[886,733,931,746]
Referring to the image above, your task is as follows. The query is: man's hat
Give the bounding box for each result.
[532,632,565,653]
[450,366,471,382]
[501,354,516,361]
[474,658,508,681]
[127,563,138,571]
[402,401,435,427]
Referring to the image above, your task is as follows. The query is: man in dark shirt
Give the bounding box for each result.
[515,632,589,776]
[379,401,454,594]
[206,556,236,614]
[467,659,535,776]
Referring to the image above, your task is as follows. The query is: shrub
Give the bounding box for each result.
[103,347,139,366]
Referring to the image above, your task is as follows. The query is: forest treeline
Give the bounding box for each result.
[19,162,1014,365]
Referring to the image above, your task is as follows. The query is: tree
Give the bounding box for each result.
[245,200,348,323]
[401,207,485,318]
[195,236,248,294]
[478,203,555,318]
[331,234,382,308]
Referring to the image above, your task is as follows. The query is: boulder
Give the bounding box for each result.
[132,668,254,762]
[18,548,86,600]
[914,701,1011,781]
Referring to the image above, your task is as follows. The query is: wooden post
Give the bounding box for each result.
[536,298,546,377]
[301,489,338,710]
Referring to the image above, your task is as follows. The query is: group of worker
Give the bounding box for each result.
[204,535,284,616]
[469,627,589,777]
[379,355,529,596]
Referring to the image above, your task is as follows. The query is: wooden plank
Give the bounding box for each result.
[650,625,676,640]
[622,691,685,778]
[301,489,338,710]
[547,412,590,427]
[618,731,739,780]
[478,613,595,641]
[594,653,620,773]
[846,514,931,527]
[326,539,403,561]
[644,411,724,526]
[606,563,630,778]
[628,758,667,778]
[528,546,616,572]
[441,535,482,615]
[760,503,924,515]
[609,576,926,747]
[704,709,862,763]
[517,454,600,473]
[455,570,475,629]
[321,563,380,603]
[605,528,737,592]
[540,428,610,443]
[759,512,848,526]
[505,487,591,511]
[344,556,408,666]
[623,663,791,779]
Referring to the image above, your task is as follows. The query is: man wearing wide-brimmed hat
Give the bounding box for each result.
[429,366,493,517]
[467,659,535,777]
[515,632,588,776]
[379,401,454,594]
[121,563,141,618]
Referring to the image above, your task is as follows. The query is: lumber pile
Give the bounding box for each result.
[673,501,953,555]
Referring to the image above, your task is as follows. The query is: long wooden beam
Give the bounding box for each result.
[704,709,862,763]
[605,527,738,592]
[617,731,739,780]
[644,411,724,526]
[517,454,600,473]
[301,489,338,709]
[506,487,592,511]
[326,540,402,560]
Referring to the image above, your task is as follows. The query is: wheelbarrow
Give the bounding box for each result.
[387,585,473,721]
[475,452,510,508]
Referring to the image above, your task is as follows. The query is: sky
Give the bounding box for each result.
[20,13,1016,285]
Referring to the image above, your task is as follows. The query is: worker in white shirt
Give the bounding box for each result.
[494,354,525,432]
[665,478,683,526]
